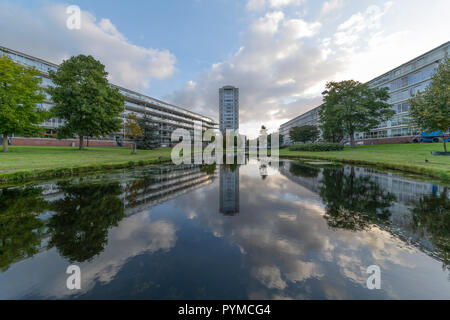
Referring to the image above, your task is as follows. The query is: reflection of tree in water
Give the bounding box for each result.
[410,188,450,269]
[48,181,125,263]
[0,187,47,272]
[320,167,395,231]
[289,161,320,178]
[200,163,217,175]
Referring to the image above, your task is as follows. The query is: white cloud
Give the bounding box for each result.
[334,2,393,46]
[252,11,285,35]
[167,0,450,138]
[0,3,177,91]
[319,0,346,17]
[246,0,305,11]
[167,11,339,138]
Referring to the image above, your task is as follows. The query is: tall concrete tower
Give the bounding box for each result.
[219,86,239,132]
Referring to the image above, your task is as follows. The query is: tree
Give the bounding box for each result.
[320,80,394,148]
[47,55,125,150]
[125,112,144,153]
[319,106,345,143]
[136,114,160,149]
[409,55,450,152]
[289,125,320,144]
[125,113,144,140]
[0,56,48,152]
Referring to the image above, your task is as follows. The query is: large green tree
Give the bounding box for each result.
[136,114,160,150]
[0,56,48,152]
[289,125,320,144]
[319,106,345,143]
[47,55,125,150]
[320,80,394,148]
[409,55,450,152]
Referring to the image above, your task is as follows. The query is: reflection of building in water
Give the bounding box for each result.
[220,166,240,215]
[279,161,448,259]
[32,165,217,252]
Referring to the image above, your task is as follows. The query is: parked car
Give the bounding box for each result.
[412,130,450,143]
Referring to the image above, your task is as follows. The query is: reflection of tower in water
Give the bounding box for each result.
[219,165,240,215]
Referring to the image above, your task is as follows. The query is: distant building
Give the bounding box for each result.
[219,86,239,132]
[279,41,450,145]
[0,45,217,147]
[279,107,320,145]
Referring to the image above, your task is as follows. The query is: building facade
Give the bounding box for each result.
[279,41,450,145]
[0,46,217,147]
[279,107,320,145]
[219,86,239,132]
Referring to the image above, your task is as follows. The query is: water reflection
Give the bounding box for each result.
[320,166,395,231]
[0,160,449,299]
[220,165,240,215]
[0,187,47,272]
[410,188,450,268]
[47,181,125,263]
[281,161,449,270]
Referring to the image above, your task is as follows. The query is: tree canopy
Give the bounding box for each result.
[320,80,394,148]
[289,125,320,144]
[0,55,48,152]
[47,55,125,149]
[136,114,160,150]
[409,55,450,152]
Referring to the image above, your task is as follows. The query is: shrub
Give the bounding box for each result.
[289,143,344,152]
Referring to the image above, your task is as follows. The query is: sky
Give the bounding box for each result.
[0,0,449,138]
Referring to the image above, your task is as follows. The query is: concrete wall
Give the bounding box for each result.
[10,137,132,148]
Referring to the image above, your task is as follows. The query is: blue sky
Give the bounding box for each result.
[1,0,449,137]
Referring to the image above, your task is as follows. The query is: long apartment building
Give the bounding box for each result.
[0,46,217,147]
[279,41,450,145]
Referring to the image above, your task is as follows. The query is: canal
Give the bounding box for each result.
[0,159,449,299]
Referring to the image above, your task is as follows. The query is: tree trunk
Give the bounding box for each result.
[79,136,84,150]
[444,136,448,153]
[2,133,8,153]
[350,132,356,148]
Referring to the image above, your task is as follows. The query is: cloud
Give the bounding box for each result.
[246,0,305,11]
[334,2,393,46]
[319,0,346,17]
[0,2,176,91]
[169,0,450,138]
[167,11,340,138]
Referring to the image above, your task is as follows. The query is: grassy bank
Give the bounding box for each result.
[279,143,450,182]
[0,146,172,184]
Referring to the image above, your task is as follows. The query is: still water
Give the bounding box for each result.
[0,159,449,299]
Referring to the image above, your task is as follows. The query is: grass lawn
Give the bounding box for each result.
[279,143,450,181]
[0,146,172,183]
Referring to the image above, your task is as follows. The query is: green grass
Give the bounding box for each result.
[0,146,172,184]
[279,143,450,182]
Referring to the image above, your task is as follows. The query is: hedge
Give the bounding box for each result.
[289,143,344,152]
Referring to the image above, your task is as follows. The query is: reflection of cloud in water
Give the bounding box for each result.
[82,213,177,285]
[174,164,432,299]
[0,212,177,299]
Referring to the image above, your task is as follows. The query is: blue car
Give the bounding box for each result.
[412,130,450,143]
